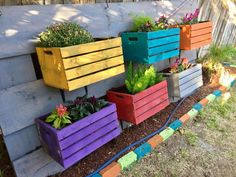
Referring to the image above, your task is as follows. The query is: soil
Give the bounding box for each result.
[0,74,220,177]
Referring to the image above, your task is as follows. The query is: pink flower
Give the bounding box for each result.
[56,104,67,117]
[181,58,189,65]
[171,63,178,69]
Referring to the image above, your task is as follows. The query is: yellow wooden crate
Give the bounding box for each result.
[36,38,125,91]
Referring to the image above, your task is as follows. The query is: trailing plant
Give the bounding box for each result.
[131,15,170,32]
[38,22,94,47]
[45,96,108,129]
[125,62,164,94]
[170,58,192,73]
[68,96,108,121]
[180,9,200,25]
[45,104,72,129]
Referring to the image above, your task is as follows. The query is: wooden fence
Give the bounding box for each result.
[198,0,236,56]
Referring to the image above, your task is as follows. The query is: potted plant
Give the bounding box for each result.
[107,63,170,125]
[36,22,125,91]
[178,9,212,50]
[164,58,203,102]
[35,96,121,169]
[121,15,180,64]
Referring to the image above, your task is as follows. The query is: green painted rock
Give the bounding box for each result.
[159,127,174,141]
[118,151,137,170]
[187,108,198,119]
[206,94,216,102]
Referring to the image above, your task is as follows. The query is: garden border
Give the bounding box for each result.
[89,79,236,177]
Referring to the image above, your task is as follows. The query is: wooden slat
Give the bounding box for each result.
[191,33,212,44]
[60,38,122,58]
[179,75,203,91]
[136,99,169,125]
[191,21,212,31]
[67,65,125,91]
[63,47,123,69]
[63,128,120,168]
[59,112,117,150]
[0,80,62,136]
[133,80,167,102]
[57,103,116,140]
[148,42,179,56]
[134,87,167,109]
[191,27,212,37]
[179,69,202,85]
[13,148,64,177]
[65,56,124,80]
[178,64,202,79]
[135,94,169,117]
[148,35,180,48]
[147,28,180,39]
[4,125,40,161]
[180,80,203,98]
[61,121,118,159]
[190,39,212,49]
[0,55,36,90]
[148,49,179,63]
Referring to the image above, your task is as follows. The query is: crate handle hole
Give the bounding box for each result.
[44,50,53,55]
[128,37,138,41]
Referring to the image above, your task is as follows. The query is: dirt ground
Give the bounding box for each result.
[120,87,236,177]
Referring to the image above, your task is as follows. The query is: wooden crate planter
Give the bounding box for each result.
[35,103,121,169]
[121,28,180,64]
[36,38,125,91]
[180,21,212,50]
[107,80,170,125]
[164,64,203,102]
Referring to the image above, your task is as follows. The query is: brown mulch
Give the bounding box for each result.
[0,75,220,177]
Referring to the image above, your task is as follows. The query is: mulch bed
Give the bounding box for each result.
[0,75,220,177]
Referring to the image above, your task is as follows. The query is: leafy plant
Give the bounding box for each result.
[38,22,94,47]
[131,15,170,32]
[199,44,236,75]
[45,96,108,129]
[46,104,72,129]
[68,96,108,121]
[180,9,200,25]
[125,62,164,94]
[170,58,192,73]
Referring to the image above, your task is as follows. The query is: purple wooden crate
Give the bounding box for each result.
[35,103,121,169]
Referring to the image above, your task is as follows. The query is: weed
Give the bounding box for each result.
[184,130,198,146]
[180,148,189,158]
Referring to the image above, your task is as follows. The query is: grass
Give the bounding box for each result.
[119,87,236,177]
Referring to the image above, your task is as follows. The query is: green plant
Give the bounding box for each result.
[131,15,170,32]
[38,22,94,47]
[184,130,198,146]
[46,104,72,129]
[199,44,236,75]
[170,58,192,73]
[68,96,108,120]
[125,62,164,94]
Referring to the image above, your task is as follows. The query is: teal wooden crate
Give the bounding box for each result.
[121,28,180,64]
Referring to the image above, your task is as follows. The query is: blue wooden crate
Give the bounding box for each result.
[121,28,180,64]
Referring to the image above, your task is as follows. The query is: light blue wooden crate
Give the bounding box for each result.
[121,28,180,64]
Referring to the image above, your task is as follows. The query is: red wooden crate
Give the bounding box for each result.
[107,80,170,125]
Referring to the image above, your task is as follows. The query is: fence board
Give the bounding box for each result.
[0,79,62,136]
[4,125,40,161]
[0,55,36,90]
[0,1,198,59]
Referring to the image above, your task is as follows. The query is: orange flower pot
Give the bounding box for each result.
[180,21,212,50]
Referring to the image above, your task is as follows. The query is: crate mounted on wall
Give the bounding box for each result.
[164,64,203,102]
[35,103,121,169]
[180,21,212,50]
[36,38,125,91]
[121,28,180,64]
[107,80,170,125]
